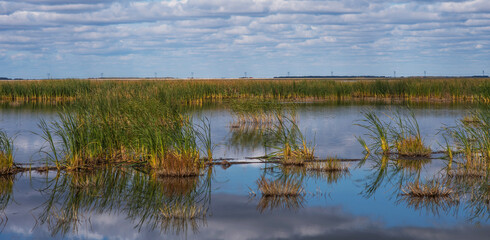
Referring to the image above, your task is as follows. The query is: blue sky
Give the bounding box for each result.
[0,0,489,79]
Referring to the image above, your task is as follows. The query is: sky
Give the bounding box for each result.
[0,0,489,79]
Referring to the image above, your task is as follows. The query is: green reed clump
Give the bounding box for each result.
[257,175,303,197]
[444,107,490,165]
[266,113,315,165]
[391,111,431,157]
[0,129,14,174]
[195,117,216,162]
[356,111,391,154]
[37,89,213,173]
[356,109,431,157]
[145,116,205,177]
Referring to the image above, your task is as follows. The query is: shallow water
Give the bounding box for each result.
[1,102,489,239]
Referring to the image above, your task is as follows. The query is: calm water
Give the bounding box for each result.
[1,102,489,239]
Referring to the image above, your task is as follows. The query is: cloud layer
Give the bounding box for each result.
[0,0,489,78]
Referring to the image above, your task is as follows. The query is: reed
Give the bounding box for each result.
[267,113,315,165]
[36,90,212,173]
[356,110,390,154]
[2,78,490,104]
[0,129,14,174]
[195,117,216,162]
[153,152,203,178]
[356,109,431,157]
[444,107,490,165]
[257,176,303,197]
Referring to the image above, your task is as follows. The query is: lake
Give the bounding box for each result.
[0,102,489,239]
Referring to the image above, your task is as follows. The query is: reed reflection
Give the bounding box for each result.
[34,167,212,237]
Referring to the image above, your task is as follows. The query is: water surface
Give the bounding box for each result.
[1,102,488,239]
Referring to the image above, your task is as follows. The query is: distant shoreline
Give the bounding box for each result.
[0,76,488,81]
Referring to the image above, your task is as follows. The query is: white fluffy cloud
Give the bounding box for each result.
[0,0,488,78]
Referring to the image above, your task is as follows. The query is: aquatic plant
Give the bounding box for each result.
[356,109,431,157]
[443,107,490,166]
[2,78,490,104]
[195,117,216,162]
[356,110,391,154]
[266,113,315,165]
[0,129,14,174]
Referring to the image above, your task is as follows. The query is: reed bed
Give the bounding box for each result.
[1,78,490,104]
[257,176,303,197]
[402,179,453,198]
[0,129,14,175]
